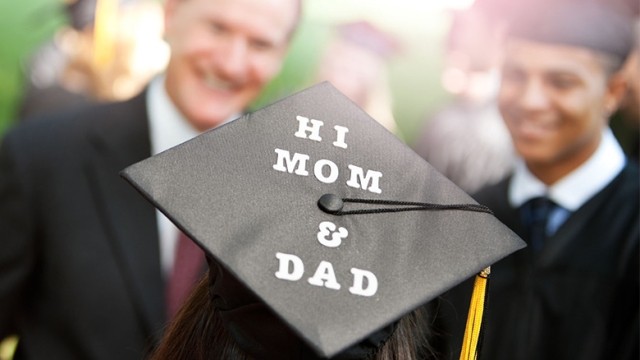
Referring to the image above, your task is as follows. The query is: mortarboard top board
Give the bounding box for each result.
[121,82,525,359]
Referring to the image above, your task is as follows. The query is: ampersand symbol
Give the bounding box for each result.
[317,221,349,248]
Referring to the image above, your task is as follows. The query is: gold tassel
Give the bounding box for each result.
[459,266,490,360]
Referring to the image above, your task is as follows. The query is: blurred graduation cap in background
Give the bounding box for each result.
[335,20,401,60]
[121,82,525,359]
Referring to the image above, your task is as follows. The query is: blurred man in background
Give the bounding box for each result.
[0,0,301,359]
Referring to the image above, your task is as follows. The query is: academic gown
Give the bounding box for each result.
[438,162,639,360]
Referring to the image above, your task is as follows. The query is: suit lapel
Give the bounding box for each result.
[83,92,166,342]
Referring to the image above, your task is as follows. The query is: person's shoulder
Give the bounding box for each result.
[603,161,640,195]
[620,160,639,181]
[2,93,148,158]
[7,93,146,141]
[609,161,640,204]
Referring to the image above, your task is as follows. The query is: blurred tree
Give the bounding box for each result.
[0,0,65,137]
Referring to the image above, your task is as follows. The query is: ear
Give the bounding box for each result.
[603,70,628,117]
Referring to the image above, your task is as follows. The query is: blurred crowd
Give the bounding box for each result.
[6,0,639,185]
[5,0,640,156]
[0,0,638,359]
[18,0,169,119]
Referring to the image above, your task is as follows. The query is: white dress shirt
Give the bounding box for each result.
[146,76,239,276]
[509,128,626,234]
[147,76,200,276]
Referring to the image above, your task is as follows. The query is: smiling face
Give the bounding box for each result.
[498,38,624,184]
[163,0,298,131]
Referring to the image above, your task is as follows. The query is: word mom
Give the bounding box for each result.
[272,115,383,194]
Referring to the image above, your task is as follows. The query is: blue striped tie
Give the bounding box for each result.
[520,197,556,252]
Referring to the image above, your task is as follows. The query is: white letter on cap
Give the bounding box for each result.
[332,125,349,149]
[346,165,382,194]
[275,252,304,281]
[314,159,339,184]
[349,268,378,297]
[308,261,341,290]
[295,116,323,142]
[317,221,348,248]
[273,148,309,176]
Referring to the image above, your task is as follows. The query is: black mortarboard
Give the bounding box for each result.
[121,83,525,359]
[507,1,635,65]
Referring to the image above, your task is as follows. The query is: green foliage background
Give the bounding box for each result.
[0,0,453,146]
[0,0,65,136]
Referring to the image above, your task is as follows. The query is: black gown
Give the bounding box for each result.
[438,162,639,360]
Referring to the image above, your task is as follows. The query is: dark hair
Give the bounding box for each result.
[150,274,247,360]
[150,274,438,360]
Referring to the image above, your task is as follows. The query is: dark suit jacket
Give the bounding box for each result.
[0,92,166,359]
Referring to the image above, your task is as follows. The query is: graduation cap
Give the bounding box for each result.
[121,82,525,359]
[507,1,635,66]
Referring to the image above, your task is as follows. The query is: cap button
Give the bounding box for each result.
[318,194,344,214]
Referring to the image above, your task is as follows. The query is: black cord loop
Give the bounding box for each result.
[317,193,493,216]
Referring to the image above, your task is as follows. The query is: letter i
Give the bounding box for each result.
[333,125,349,149]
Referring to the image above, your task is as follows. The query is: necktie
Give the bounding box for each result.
[520,197,556,252]
[165,231,206,320]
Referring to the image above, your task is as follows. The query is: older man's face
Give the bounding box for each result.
[163,0,298,131]
[499,38,620,179]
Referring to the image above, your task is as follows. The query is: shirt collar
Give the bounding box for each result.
[147,76,200,155]
[146,76,242,155]
[509,128,626,211]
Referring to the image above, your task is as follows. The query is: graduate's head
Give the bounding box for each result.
[162,0,301,132]
[498,1,635,183]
